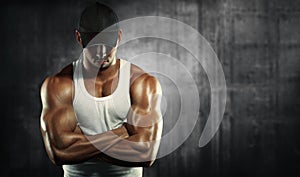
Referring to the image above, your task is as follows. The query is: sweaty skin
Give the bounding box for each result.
[40,57,163,167]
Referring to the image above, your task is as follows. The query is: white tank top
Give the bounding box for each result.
[62,59,143,177]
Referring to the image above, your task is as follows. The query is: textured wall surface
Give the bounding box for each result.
[1,0,300,176]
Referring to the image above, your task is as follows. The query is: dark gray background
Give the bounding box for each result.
[1,0,300,176]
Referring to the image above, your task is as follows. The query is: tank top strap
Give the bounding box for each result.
[118,59,131,95]
[72,59,81,105]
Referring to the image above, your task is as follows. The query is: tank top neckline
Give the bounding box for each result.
[78,59,124,102]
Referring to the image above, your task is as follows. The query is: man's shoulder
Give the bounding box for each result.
[46,63,74,86]
[129,63,161,93]
[40,63,74,104]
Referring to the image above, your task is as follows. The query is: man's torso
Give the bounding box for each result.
[57,58,144,177]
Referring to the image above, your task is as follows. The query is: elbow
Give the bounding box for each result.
[44,146,66,166]
[141,148,157,167]
[137,144,158,167]
[50,151,66,166]
[50,149,75,166]
[51,149,88,165]
[52,153,79,166]
[48,154,63,166]
[43,137,67,166]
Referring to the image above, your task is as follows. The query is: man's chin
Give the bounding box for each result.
[100,63,110,69]
[99,60,112,69]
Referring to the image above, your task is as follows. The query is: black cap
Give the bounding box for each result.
[78,2,119,47]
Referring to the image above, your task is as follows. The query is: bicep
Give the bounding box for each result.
[127,75,163,140]
[41,106,79,150]
[40,77,82,151]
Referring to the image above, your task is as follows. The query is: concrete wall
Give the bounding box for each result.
[1,0,299,176]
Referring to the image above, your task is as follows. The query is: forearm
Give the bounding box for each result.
[100,134,158,160]
[97,151,153,167]
[52,125,129,165]
[96,125,162,167]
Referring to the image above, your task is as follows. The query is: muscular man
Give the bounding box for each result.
[40,2,163,177]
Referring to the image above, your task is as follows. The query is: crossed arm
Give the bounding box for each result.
[40,73,163,167]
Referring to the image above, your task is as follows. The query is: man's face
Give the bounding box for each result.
[83,44,117,69]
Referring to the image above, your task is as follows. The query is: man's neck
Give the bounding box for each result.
[82,57,119,82]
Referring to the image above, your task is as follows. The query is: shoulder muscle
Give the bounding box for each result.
[41,64,74,109]
[130,73,162,111]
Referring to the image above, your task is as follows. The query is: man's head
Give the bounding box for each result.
[76,2,122,69]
